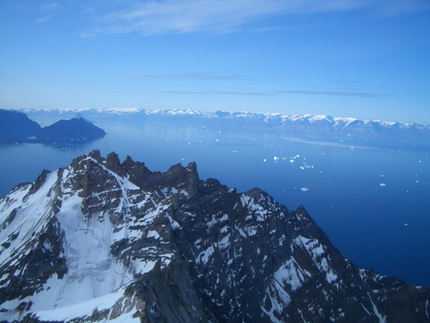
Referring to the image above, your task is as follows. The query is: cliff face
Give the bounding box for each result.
[0,150,429,323]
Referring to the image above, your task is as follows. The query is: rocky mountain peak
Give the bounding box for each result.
[105,151,122,175]
[0,151,429,322]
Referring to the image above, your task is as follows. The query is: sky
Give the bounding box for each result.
[1,0,429,124]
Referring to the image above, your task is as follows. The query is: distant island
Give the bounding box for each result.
[36,117,106,144]
[0,109,106,145]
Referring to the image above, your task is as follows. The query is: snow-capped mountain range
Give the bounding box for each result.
[1,150,429,322]
[21,108,430,146]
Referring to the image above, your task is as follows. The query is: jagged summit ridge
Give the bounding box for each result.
[0,150,429,323]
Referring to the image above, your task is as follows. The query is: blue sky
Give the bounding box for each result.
[1,1,429,124]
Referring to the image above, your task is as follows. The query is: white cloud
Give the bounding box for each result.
[36,15,53,24]
[371,0,430,17]
[41,2,59,12]
[86,0,429,36]
[278,90,390,98]
[36,2,59,24]
[99,0,288,35]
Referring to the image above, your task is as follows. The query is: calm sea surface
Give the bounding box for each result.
[1,122,429,286]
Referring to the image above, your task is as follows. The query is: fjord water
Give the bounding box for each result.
[0,122,429,286]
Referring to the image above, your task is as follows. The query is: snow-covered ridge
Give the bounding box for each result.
[18,107,428,127]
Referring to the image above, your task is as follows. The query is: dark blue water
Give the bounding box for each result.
[1,122,429,286]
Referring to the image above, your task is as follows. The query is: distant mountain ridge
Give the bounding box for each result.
[22,108,430,147]
[0,150,429,322]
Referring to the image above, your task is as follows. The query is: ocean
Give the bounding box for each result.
[1,121,429,286]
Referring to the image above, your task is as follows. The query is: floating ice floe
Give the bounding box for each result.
[300,163,314,170]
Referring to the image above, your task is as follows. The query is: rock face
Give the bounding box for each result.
[0,151,429,322]
[36,118,106,144]
[0,109,42,143]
